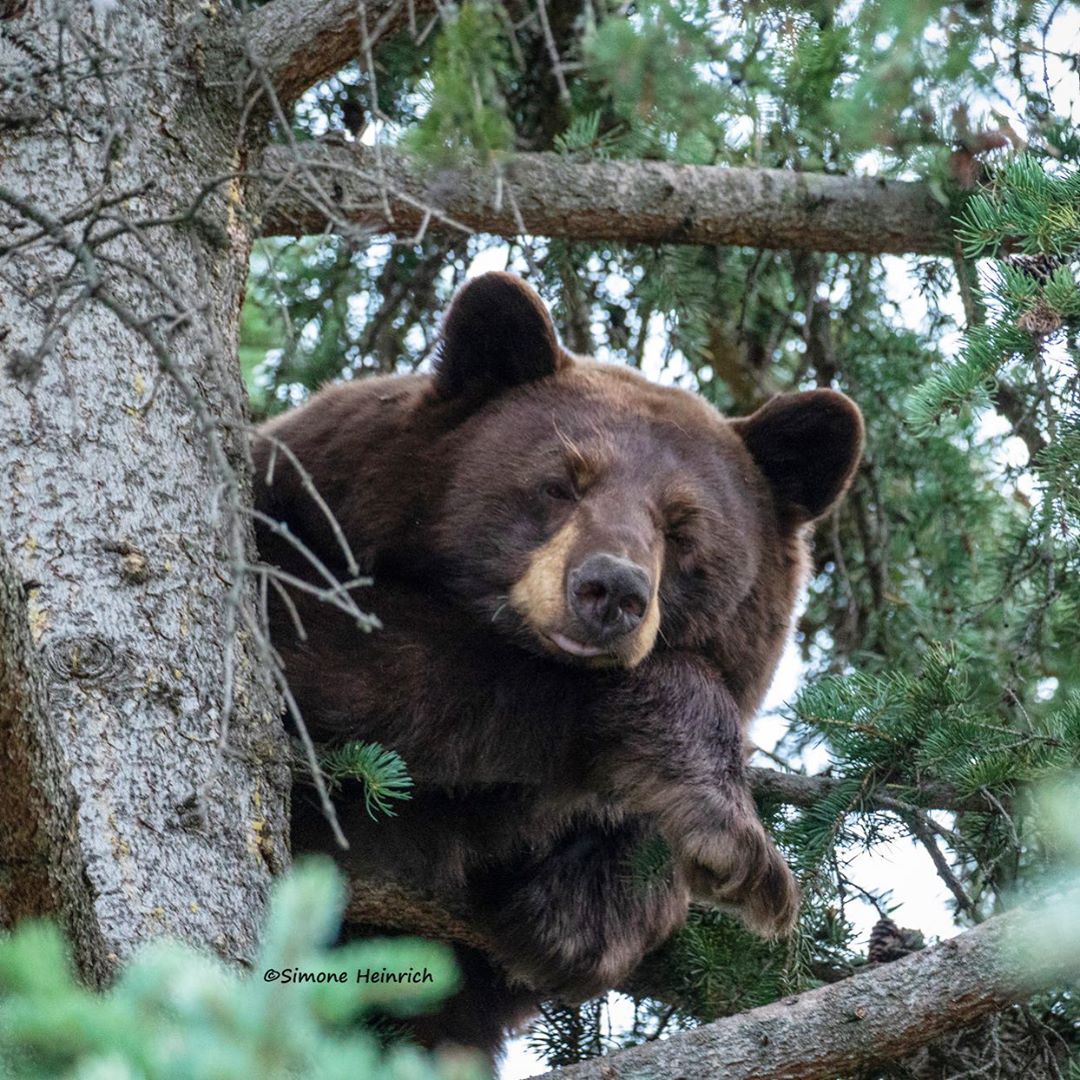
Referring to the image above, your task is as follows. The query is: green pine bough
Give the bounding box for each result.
[905,157,1080,434]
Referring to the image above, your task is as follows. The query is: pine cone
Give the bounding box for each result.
[1007,253,1064,284]
[868,916,925,964]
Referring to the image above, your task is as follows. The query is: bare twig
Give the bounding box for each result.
[250,429,361,578]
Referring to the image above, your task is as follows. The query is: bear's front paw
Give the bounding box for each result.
[680,821,799,938]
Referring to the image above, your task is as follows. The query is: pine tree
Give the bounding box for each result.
[3,0,1078,1075]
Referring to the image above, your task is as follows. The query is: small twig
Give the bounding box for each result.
[252,608,350,851]
[244,560,377,626]
[267,572,309,643]
[504,179,542,278]
[902,809,979,921]
[247,428,361,577]
[534,0,571,106]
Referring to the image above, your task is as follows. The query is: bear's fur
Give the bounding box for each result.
[253,272,863,1058]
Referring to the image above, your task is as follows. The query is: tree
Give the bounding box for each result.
[1,0,1079,1077]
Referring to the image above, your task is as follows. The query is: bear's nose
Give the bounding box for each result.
[568,554,651,642]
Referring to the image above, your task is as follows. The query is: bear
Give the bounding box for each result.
[252,271,864,1060]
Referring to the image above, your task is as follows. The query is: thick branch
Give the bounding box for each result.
[243,0,435,105]
[536,892,1080,1080]
[347,881,488,950]
[347,876,1080,1078]
[337,770,976,944]
[259,143,954,254]
[345,882,850,1004]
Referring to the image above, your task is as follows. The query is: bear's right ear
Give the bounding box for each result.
[433,272,568,402]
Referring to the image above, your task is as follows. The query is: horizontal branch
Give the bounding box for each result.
[746,766,980,813]
[259,143,954,254]
[346,880,488,951]
[348,881,863,1006]
[243,0,435,105]
[537,890,1080,1080]
[346,875,1080,1078]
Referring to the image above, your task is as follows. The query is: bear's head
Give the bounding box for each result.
[430,273,863,692]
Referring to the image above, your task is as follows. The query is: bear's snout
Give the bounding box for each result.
[568,554,651,643]
[507,513,661,666]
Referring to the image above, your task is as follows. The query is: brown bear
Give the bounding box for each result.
[253,271,863,1059]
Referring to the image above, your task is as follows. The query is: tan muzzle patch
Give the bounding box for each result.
[509,518,661,666]
[509,517,581,630]
[623,577,660,666]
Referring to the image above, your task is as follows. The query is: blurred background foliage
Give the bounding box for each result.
[237,0,1080,1073]
[0,862,481,1080]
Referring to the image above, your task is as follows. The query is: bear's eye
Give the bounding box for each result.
[664,519,699,560]
[543,480,576,502]
[666,529,693,553]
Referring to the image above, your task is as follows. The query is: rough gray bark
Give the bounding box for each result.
[243,0,436,106]
[0,1,289,982]
[0,541,93,946]
[535,892,1080,1080]
[259,143,954,254]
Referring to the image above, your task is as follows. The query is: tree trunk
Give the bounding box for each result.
[0,1,288,983]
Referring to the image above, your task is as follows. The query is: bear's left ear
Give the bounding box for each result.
[433,272,569,402]
[731,389,864,524]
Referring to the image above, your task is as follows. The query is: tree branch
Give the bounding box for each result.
[346,880,489,950]
[534,891,1080,1080]
[243,0,435,105]
[993,381,1049,461]
[258,143,954,254]
[333,768,978,958]
[746,766,980,813]
[346,875,1080,1079]
[336,769,978,943]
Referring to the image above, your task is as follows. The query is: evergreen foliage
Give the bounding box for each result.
[232,0,1080,1073]
[319,741,415,820]
[907,156,1080,435]
[406,1,516,163]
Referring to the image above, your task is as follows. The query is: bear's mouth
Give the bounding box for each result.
[544,631,610,659]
